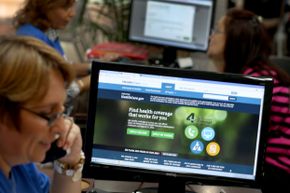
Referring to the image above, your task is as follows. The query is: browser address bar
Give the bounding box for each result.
[203,94,229,101]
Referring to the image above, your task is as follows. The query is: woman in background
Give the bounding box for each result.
[207,8,290,193]
[13,0,91,115]
[0,36,83,193]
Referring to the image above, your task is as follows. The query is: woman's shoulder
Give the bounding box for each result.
[0,163,49,193]
[243,63,275,77]
[16,24,48,42]
[244,62,290,98]
[12,163,50,193]
[243,61,286,83]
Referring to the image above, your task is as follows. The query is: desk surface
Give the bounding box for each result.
[39,164,261,193]
[84,179,262,193]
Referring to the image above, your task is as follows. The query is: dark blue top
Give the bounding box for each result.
[16,24,80,114]
[0,163,49,193]
[16,24,65,56]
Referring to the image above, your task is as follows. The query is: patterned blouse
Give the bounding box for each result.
[242,62,290,174]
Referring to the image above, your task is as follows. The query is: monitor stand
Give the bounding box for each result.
[162,47,177,67]
[137,178,196,193]
[148,46,178,67]
[86,187,111,193]
[85,179,197,193]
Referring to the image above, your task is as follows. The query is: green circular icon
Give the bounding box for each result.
[184,125,199,139]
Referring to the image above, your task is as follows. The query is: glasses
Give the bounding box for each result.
[21,107,66,127]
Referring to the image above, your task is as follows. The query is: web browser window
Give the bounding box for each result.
[144,1,195,43]
[91,68,267,180]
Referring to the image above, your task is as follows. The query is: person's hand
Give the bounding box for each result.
[73,62,91,77]
[77,75,91,93]
[56,117,83,165]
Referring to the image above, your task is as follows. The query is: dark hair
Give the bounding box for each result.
[13,0,75,31]
[223,8,272,73]
[223,8,290,85]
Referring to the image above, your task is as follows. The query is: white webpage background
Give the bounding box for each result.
[144,1,195,43]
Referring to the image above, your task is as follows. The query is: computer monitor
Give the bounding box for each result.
[83,61,273,193]
[128,0,215,65]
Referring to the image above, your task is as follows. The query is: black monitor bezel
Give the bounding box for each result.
[127,0,216,53]
[83,60,273,189]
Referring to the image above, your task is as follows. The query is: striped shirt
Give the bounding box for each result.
[243,63,290,174]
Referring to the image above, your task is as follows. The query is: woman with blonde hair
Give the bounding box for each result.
[0,36,83,193]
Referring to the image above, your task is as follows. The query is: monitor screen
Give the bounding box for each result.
[128,0,215,65]
[83,61,273,193]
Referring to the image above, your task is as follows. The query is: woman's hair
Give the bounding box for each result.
[13,0,75,30]
[0,35,75,128]
[223,8,272,73]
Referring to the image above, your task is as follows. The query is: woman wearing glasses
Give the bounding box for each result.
[208,8,290,193]
[0,36,83,193]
